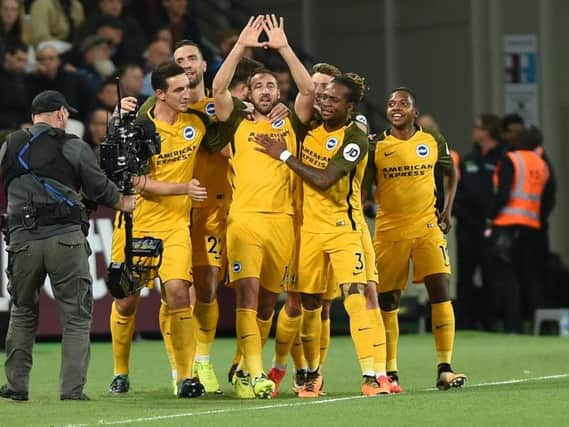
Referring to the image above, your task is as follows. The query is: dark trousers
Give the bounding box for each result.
[486,226,542,333]
[455,224,492,330]
[4,230,92,397]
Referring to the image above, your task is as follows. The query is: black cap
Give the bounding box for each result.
[31,90,78,115]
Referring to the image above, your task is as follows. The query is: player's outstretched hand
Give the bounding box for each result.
[242,101,256,122]
[237,15,266,49]
[187,178,207,202]
[262,14,288,50]
[267,102,290,123]
[254,134,287,160]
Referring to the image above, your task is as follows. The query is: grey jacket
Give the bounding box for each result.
[1,123,120,243]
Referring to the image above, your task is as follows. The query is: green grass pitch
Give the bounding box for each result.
[1,332,568,426]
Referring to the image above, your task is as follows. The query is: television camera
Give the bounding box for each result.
[100,80,164,298]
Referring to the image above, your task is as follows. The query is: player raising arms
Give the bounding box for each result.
[139,42,281,396]
[368,87,466,390]
[212,14,314,399]
[255,73,389,396]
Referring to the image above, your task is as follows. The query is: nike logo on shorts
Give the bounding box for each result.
[384,151,395,156]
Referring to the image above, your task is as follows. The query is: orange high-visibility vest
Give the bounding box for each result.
[493,150,549,229]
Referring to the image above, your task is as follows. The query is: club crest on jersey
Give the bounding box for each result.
[205,102,216,116]
[326,137,338,150]
[232,262,242,273]
[272,119,285,129]
[354,114,368,126]
[416,144,429,158]
[183,126,196,141]
[343,143,360,162]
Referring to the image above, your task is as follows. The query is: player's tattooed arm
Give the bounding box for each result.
[254,134,345,191]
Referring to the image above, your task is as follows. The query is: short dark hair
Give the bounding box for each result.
[151,62,186,91]
[514,126,542,150]
[230,57,264,89]
[173,39,203,57]
[247,69,279,89]
[4,41,28,56]
[390,86,417,105]
[502,113,525,131]
[478,113,502,141]
[100,75,116,89]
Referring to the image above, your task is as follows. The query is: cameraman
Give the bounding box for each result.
[0,90,135,401]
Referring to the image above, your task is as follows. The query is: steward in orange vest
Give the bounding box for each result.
[491,127,554,229]
[487,127,555,334]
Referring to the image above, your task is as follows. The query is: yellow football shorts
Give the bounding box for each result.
[319,224,376,301]
[111,224,193,286]
[361,222,378,284]
[374,227,451,293]
[226,212,294,294]
[190,205,227,271]
[297,229,366,295]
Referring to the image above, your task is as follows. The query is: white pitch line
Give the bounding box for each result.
[65,373,569,427]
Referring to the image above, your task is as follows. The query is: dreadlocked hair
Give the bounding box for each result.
[333,72,368,104]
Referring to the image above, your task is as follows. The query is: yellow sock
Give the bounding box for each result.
[274,306,301,367]
[232,345,242,366]
[319,318,331,370]
[344,294,374,376]
[169,306,196,381]
[431,301,455,365]
[236,308,263,378]
[257,312,274,348]
[381,308,399,372]
[368,308,387,375]
[194,299,219,358]
[301,306,322,371]
[290,331,307,370]
[110,301,137,376]
[159,302,176,379]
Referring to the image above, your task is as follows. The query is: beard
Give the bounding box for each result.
[251,96,278,115]
[188,72,203,89]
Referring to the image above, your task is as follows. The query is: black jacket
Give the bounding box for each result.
[454,144,505,230]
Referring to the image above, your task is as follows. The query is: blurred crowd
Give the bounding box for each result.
[0,0,297,147]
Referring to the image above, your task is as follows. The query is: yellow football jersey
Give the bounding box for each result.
[370,126,453,240]
[190,96,231,208]
[139,95,231,209]
[221,101,308,215]
[300,122,369,233]
[131,109,208,231]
